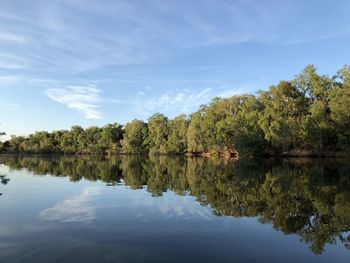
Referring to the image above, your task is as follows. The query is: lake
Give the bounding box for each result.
[0,155,349,263]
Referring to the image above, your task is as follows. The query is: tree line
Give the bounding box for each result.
[1,65,349,156]
[1,154,350,254]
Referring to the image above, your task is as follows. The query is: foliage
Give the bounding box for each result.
[186,111,205,153]
[167,114,188,154]
[259,81,309,152]
[329,66,350,146]
[147,113,169,155]
[121,119,148,154]
[1,65,350,156]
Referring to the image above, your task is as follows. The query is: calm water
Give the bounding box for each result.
[0,155,350,263]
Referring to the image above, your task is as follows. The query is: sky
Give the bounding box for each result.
[1,0,350,139]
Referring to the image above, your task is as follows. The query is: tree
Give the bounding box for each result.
[259,81,309,153]
[167,114,188,154]
[294,65,335,151]
[0,65,349,156]
[58,131,72,153]
[329,66,350,147]
[200,98,231,154]
[99,123,124,154]
[121,119,148,154]
[224,95,266,156]
[77,126,103,154]
[147,113,169,154]
[69,126,84,151]
[186,111,205,154]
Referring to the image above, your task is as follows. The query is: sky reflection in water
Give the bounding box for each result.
[0,155,350,263]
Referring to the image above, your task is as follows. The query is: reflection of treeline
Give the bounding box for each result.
[1,65,350,157]
[1,155,350,254]
[1,155,123,184]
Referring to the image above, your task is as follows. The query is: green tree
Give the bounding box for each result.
[167,114,188,154]
[224,95,266,156]
[69,126,84,151]
[259,81,309,153]
[77,126,103,154]
[329,66,350,147]
[294,65,335,151]
[99,123,124,154]
[1,65,349,156]
[121,119,148,154]
[200,98,232,154]
[60,131,76,153]
[147,113,169,154]
[186,111,205,153]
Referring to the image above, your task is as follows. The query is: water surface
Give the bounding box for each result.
[0,155,350,262]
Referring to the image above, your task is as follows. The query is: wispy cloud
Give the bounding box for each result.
[39,187,100,223]
[46,85,103,119]
[112,86,244,117]
[0,0,349,75]
[216,88,244,98]
[132,192,213,221]
[139,88,212,114]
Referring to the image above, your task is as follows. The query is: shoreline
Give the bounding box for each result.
[1,150,349,158]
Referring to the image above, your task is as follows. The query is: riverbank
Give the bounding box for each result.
[1,148,350,158]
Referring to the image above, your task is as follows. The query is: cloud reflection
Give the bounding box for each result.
[39,187,100,223]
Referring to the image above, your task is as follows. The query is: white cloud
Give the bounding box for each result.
[39,187,100,223]
[134,88,212,116]
[62,0,350,48]
[216,88,244,98]
[46,85,103,119]
[132,191,213,221]
[113,86,244,118]
[0,0,348,75]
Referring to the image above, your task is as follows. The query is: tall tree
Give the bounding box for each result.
[200,98,229,153]
[329,65,350,147]
[259,81,309,153]
[99,123,124,154]
[224,95,266,156]
[186,111,205,153]
[147,113,169,154]
[294,65,335,151]
[121,119,148,154]
[167,114,188,154]
[1,65,349,156]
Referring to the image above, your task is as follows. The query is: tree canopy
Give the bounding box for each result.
[1,65,350,157]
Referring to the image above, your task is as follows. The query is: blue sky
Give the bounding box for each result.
[1,0,350,139]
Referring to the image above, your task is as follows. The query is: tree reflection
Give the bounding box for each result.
[0,173,10,196]
[0,154,349,254]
